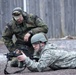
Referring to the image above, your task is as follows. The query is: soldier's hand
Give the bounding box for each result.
[17,51,26,61]
[24,33,31,42]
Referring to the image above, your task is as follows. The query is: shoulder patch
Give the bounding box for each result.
[5,26,8,29]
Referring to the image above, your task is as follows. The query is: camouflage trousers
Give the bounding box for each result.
[10,58,24,68]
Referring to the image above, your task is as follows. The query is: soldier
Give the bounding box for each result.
[17,33,76,72]
[2,7,48,68]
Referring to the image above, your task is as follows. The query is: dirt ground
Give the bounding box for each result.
[0,39,76,75]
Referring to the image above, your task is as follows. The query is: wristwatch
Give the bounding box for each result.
[28,31,33,35]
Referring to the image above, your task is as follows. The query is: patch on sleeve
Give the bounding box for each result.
[5,26,8,29]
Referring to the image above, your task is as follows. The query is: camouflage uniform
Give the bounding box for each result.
[2,12,48,58]
[24,43,76,72]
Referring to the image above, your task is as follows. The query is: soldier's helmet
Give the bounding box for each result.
[31,33,48,44]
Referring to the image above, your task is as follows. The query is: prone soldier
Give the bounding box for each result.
[17,33,76,72]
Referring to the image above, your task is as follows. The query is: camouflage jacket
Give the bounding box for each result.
[24,43,76,72]
[2,12,48,52]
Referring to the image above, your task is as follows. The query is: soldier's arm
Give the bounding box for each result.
[29,15,48,34]
[2,23,16,52]
[24,49,57,72]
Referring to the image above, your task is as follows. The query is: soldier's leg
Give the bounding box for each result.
[10,58,18,67]
[10,57,24,68]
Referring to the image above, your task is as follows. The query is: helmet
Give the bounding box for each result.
[31,33,48,44]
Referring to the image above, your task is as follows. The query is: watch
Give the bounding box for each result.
[28,31,33,35]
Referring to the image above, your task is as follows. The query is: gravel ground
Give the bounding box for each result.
[0,40,76,75]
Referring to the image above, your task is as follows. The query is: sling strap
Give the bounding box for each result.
[4,59,26,74]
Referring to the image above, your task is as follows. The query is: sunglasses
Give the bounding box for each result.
[12,12,21,16]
